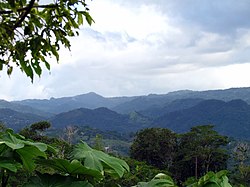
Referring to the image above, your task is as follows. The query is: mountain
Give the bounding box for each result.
[140,98,204,118]
[3,87,250,140]
[0,108,45,131]
[112,87,250,114]
[49,107,148,132]
[0,99,52,118]
[154,99,250,139]
[13,92,136,114]
[10,87,250,115]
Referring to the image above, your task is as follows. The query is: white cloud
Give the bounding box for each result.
[1,0,250,100]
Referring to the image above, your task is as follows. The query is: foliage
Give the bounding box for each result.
[130,128,177,170]
[23,172,93,187]
[0,0,94,80]
[26,141,130,186]
[133,173,177,187]
[0,128,130,186]
[71,142,130,178]
[97,158,167,187]
[30,121,51,132]
[20,122,72,159]
[0,122,7,132]
[173,125,229,183]
[93,134,104,151]
[36,158,103,181]
[186,170,232,187]
[230,142,250,186]
[0,129,54,186]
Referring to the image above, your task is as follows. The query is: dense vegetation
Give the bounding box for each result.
[3,92,250,140]
[0,121,249,186]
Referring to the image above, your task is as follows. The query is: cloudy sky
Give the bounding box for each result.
[1,0,250,100]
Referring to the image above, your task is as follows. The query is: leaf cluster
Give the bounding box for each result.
[0,0,94,80]
[0,128,129,186]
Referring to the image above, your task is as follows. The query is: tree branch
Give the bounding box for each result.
[12,0,36,29]
[0,4,58,15]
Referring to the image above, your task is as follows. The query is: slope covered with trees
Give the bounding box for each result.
[155,99,250,139]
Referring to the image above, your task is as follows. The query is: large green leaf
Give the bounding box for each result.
[0,129,55,174]
[16,146,47,171]
[187,170,232,187]
[71,142,129,178]
[134,173,177,187]
[23,173,93,187]
[0,132,24,150]
[24,141,47,152]
[0,159,22,172]
[0,130,48,151]
[36,158,103,180]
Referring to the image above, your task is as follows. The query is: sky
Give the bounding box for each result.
[1,0,250,100]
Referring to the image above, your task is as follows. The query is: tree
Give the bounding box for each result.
[130,128,177,170]
[64,125,78,145]
[20,121,51,141]
[231,142,250,186]
[173,125,229,183]
[93,134,104,151]
[0,0,94,81]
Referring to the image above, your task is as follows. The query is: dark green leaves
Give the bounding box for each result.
[82,11,94,25]
[24,173,94,187]
[0,0,93,81]
[0,129,51,172]
[0,159,22,172]
[0,129,129,186]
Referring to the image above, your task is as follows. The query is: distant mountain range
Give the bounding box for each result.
[1,87,250,139]
[13,92,136,115]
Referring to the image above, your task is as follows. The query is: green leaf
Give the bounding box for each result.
[0,159,22,172]
[7,66,13,75]
[44,61,51,70]
[71,142,129,178]
[23,173,94,187]
[187,170,232,187]
[0,132,25,150]
[36,158,103,180]
[24,141,47,152]
[82,11,94,25]
[77,12,83,25]
[134,173,177,187]
[51,45,59,62]
[31,59,42,77]
[16,146,47,171]
[0,60,4,70]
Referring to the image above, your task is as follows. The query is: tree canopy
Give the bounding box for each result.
[173,125,229,182]
[130,128,177,170]
[0,0,94,81]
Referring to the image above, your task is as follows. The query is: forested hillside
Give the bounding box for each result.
[1,88,250,140]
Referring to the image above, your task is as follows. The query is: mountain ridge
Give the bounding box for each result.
[1,87,250,140]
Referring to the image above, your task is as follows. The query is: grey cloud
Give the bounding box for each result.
[162,0,250,34]
[121,0,250,35]
[82,28,137,50]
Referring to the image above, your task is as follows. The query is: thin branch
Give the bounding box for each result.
[0,4,58,15]
[13,0,36,29]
